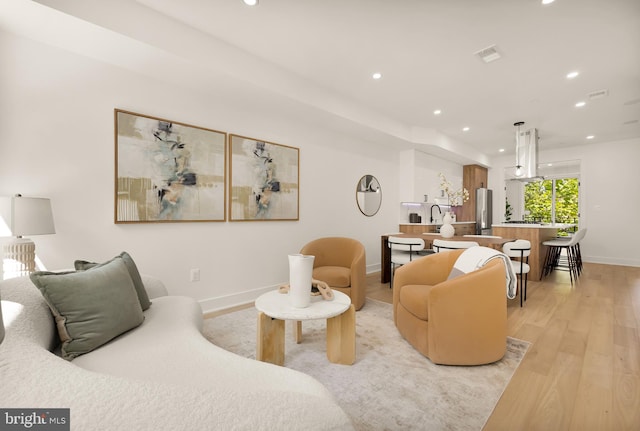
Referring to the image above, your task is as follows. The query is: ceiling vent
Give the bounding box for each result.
[588,89,608,100]
[474,45,501,63]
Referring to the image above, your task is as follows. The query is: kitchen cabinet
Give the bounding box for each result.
[459,164,488,222]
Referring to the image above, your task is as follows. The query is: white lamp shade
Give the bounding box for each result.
[0,196,56,237]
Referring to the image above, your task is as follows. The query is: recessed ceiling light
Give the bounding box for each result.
[462,127,470,132]
[242,0,258,5]
[586,135,595,140]
[575,101,586,108]
[542,0,555,4]
[566,71,579,79]
[433,109,442,115]
[372,72,382,80]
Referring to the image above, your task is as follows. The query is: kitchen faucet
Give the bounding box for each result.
[430,204,442,223]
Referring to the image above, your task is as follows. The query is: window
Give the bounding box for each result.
[524,178,579,232]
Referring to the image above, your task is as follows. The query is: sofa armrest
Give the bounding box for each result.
[141,275,168,299]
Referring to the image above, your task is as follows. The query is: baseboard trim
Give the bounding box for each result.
[583,256,640,267]
[200,283,279,316]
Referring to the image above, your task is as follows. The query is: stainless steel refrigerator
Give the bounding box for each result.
[475,188,493,235]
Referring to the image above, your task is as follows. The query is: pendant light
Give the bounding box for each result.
[514,121,524,177]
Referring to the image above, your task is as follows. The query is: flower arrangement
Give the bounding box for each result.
[438,173,470,208]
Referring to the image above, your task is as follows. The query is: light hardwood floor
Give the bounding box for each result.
[367,262,640,431]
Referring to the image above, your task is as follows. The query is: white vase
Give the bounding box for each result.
[440,212,455,238]
[288,254,315,308]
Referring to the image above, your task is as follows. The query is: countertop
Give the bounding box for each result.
[399,221,476,226]
[492,223,575,229]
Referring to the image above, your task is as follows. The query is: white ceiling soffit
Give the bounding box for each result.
[16,0,640,164]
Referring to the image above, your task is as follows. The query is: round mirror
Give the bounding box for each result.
[356,175,382,217]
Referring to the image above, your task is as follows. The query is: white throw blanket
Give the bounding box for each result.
[450,246,517,299]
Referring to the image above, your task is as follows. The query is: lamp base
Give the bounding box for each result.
[3,237,36,279]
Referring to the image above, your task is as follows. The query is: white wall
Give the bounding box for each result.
[488,138,640,267]
[0,30,400,311]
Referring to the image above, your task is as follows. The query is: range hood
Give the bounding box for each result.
[504,127,544,181]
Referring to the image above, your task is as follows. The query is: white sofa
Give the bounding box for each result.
[0,275,354,430]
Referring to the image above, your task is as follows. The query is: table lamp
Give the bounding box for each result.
[0,194,56,279]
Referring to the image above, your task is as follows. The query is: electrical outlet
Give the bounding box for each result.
[190,268,200,282]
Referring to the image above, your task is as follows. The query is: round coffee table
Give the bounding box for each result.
[254,290,355,366]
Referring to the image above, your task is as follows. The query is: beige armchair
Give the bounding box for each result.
[393,249,507,365]
[300,237,366,311]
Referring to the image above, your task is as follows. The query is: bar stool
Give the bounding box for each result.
[388,236,426,288]
[542,228,587,284]
[503,240,531,307]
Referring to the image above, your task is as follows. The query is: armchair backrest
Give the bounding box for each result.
[300,237,364,268]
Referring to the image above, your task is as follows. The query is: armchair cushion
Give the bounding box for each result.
[313,266,351,288]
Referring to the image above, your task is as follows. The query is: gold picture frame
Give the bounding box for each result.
[229,134,299,221]
[114,109,226,223]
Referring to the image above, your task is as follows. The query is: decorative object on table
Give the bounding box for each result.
[438,173,470,238]
[278,278,334,301]
[114,109,227,223]
[229,135,299,221]
[355,174,382,217]
[439,213,456,238]
[0,194,56,279]
[287,254,315,308]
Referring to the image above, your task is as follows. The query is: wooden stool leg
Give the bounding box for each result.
[257,312,285,366]
[326,305,356,365]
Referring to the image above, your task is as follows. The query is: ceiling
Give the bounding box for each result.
[6,0,640,165]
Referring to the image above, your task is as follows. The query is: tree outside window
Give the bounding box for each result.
[524,178,579,232]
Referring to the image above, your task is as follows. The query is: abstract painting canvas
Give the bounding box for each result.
[229,135,299,221]
[115,110,226,223]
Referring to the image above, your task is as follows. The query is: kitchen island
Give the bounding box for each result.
[380,233,514,284]
[399,221,476,236]
[491,223,575,281]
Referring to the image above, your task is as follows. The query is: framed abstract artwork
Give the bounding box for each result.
[114,110,227,223]
[229,135,299,221]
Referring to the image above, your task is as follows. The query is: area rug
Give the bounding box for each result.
[202,299,529,431]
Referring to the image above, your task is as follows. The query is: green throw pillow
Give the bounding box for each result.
[30,258,144,360]
[74,252,151,311]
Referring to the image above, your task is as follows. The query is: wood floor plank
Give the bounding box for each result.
[612,372,640,430]
[528,352,583,431]
[568,351,613,430]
